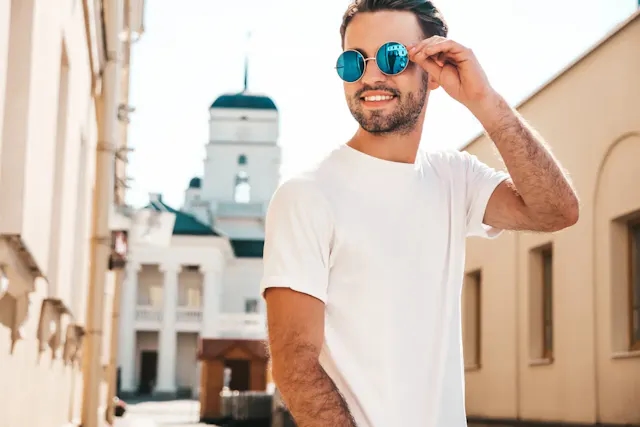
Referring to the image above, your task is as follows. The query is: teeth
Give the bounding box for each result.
[364,95,394,101]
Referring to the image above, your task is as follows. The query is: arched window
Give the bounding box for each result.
[234,170,251,203]
[238,154,247,165]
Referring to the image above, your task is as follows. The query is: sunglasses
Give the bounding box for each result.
[336,41,410,83]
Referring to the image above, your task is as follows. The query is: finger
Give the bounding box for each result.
[412,51,442,79]
[408,35,446,51]
[411,39,469,66]
[409,39,449,63]
[408,37,441,56]
[422,40,469,62]
[423,39,461,55]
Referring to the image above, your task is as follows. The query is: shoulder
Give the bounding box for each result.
[265,171,335,239]
[269,173,326,207]
[268,170,335,220]
[269,146,347,210]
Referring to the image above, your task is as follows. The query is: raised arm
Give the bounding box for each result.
[260,178,357,427]
[265,288,356,427]
[475,94,580,232]
[410,36,580,233]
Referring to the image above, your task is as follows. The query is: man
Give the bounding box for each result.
[261,1,579,426]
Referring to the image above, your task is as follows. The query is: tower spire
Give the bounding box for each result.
[243,31,251,93]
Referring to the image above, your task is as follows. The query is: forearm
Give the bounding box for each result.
[273,352,357,427]
[470,92,579,225]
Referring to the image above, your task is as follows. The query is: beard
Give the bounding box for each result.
[347,74,428,136]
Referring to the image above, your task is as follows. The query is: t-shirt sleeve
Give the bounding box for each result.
[460,151,510,239]
[260,177,333,304]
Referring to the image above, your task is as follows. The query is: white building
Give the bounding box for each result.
[117,89,280,398]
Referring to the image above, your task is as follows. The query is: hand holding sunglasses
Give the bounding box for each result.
[335,37,498,113]
[407,36,497,111]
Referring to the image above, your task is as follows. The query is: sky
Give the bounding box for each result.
[125,0,638,209]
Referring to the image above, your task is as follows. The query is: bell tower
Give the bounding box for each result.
[198,33,280,240]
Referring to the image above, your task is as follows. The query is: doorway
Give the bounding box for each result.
[138,351,158,395]
[225,359,250,391]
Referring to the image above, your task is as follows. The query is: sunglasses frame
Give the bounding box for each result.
[335,41,410,83]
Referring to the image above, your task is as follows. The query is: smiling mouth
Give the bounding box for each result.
[361,95,396,102]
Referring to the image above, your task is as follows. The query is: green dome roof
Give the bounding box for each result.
[210,93,277,111]
[188,177,201,189]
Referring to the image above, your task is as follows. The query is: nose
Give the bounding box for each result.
[361,58,387,85]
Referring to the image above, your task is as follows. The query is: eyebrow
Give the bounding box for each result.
[346,47,369,57]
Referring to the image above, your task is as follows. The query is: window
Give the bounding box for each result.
[245,298,258,313]
[629,221,640,350]
[462,270,481,368]
[238,154,247,165]
[234,171,251,203]
[137,283,163,307]
[529,243,553,362]
[186,285,201,308]
[541,247,553,359]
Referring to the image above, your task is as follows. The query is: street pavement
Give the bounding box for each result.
[113,399,211,427]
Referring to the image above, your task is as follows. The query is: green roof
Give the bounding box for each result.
[188,177,201,188]
[210,93,277,110]
[145,197,219,236]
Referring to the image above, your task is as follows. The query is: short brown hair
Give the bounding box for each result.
[340,0,448,47]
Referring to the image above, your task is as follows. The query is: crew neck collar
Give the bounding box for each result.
[341,144,419,174]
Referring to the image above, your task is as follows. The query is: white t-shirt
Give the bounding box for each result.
[261,144,509,427]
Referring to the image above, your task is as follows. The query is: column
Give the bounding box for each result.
[201,264,222,339]
[155,262,179,395]
[119,261,140,393]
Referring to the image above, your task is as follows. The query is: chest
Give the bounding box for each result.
[330,182,458,276]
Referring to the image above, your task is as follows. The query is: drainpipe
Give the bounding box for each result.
[81,0,123,426]
[104,0,144,421]
[105,268,124,425]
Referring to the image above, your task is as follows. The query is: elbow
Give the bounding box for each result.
[563,203,580,228]
[546,198,580,232]
[560,193,580,229]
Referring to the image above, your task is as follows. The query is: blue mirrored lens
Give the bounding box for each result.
[336,50,365,83]
[376,42,408,75]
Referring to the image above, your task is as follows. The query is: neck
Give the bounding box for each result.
[348,111,426,164]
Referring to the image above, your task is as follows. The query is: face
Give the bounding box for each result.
[342,11,438,135]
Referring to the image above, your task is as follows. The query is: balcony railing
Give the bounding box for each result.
[214,201,265,218]
[135,306,162,322]
[177,307,203,323]
[134,306,266,338]
[217,313,266,339]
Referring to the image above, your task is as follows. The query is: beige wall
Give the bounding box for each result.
[462,12,640,425]
[0,0,140,426]
[0,1,98,426]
